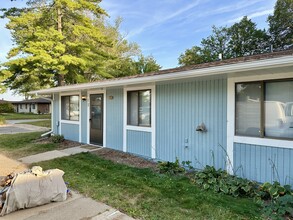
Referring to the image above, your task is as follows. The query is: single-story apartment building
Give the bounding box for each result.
[12,98,51,114]
[30,50,293,186]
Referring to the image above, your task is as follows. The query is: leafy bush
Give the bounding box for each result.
[192,165,257,197]
[262,194,293,219]
[0,103,15,113]
[158,158,186,174]
[257,181,292,200]
[51,134,64,143]
[257,182,293,219]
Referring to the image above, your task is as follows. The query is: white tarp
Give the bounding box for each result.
[0,168,67,216]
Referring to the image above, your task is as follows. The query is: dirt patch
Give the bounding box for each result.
[34,137,82,150]
[0,154,28,176]
[92,148,157,169]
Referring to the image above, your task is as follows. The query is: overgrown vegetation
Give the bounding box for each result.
[158,158,186,174]
[51,134,64,143]
[37,153,261,220]
[257,182,293,219]
[158,158,293,219]
[0,103,14,113]
[192,165,257,197]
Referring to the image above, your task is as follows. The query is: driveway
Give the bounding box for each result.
[0,120,49,135]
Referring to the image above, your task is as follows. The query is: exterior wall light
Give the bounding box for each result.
[81,95,87,101]
[196,122,207,132]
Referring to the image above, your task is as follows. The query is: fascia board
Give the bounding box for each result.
[29,56,293,95]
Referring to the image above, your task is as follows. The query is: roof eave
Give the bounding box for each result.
[29,55,293,95]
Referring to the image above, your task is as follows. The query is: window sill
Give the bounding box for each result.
[126,125,152,132]
[234,136,293,149]
[60,120,80,125]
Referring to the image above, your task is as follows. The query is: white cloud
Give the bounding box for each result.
[127,0,204,38]
[227,9,274,23]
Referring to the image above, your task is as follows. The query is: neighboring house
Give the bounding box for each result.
[30,50,293,186]
[12,98,51,114]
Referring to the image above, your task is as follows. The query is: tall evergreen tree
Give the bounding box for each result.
[1,0,112,95]
[268,0,293,50]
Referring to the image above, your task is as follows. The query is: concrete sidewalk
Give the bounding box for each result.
[19,146,100,164]
[0,147,135,220]
[1,191,133,220]
[0,124,48,135]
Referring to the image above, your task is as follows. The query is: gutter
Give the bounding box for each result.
[28,55,293,95]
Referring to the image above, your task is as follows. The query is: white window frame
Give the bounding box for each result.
[227,72,293,173]
[60,93,81,123]
[123,85,156,158]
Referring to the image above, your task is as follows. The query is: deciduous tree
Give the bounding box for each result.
[268,0,293,50]
[228,16,269,56]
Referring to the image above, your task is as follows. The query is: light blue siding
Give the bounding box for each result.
[234,143,293,186]
[61,123,79,142]
[127,130,152,157]
[52,93,59,134]
[80,92,88,143]
[106,88,123,151]
[156,78,227,169]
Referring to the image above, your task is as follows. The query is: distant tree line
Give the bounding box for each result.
[178,0,293,66]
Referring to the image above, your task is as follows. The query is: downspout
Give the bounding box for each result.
[37,93,55,137]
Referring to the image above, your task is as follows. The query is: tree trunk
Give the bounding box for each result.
[57,6,64,86]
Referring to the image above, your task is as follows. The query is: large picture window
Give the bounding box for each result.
[235,80,293,139]
[127,90,151,127]
[61,95,79,121]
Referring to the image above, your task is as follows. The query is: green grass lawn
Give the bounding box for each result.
[37,153,262,220]
[18,119,51,128]
[0,132,262,219]
[0,132,60,158]
[0,113,51,120]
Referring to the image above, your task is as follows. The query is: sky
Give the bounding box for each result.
[0,0,276,101]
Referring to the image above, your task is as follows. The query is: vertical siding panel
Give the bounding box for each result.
[234,143,293,186]
[106,88,123,151]
[127,130,151,157]
[156,78,227,170]
[61,123,79,142]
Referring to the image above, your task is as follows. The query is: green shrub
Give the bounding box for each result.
[257,181,292,200]
[257,182,293,219]
[0,103,15,113]
[158,158,186,174]
[51,134,64,143]
[261,194,293,219]
[192,165,258,197]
